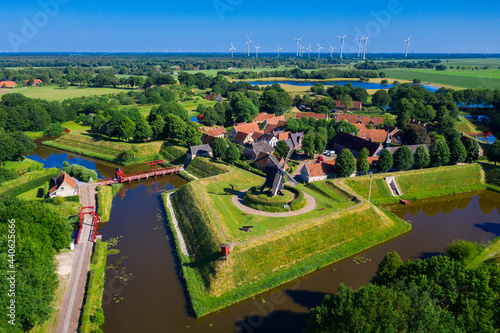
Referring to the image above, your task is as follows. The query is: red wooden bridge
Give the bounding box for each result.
[76,206,101,244]
[99,160,182,186]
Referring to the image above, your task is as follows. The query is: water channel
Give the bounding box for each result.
[29,142,500,333]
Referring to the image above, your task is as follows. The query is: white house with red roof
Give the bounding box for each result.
[49,172,79,198]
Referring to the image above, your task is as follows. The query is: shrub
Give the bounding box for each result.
[486,168,500,187]
[54,196,66,205]
[91,308,105,326]
[446,239,483,264]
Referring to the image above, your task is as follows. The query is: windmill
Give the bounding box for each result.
[276,44,283,57]
[254,46,261,58]
[293,37,303,57]
[404,36,411,58]
[356,38,362,58]
[329,45,336,58]
[338,34,347,59]
[306,44,312,58]
[245,35,254,57]
[260,148,297,197]
[229,42,237,58]
[300,44,305,57]
[362,36,370,59]
[317,43,324,58]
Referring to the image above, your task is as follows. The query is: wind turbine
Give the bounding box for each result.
[293,37,303,57]
[276,44,283,58]
[245,35,254,57]
[306,44,312,58]
[329,46,336,58]
[300,44,305,57]
[317,43,324,59]
[362,36,370,59]
[229,42,236,58]
[338,34,347,59]
[254,46,261,58]
[356,38,363,58]
[404,36,411,58]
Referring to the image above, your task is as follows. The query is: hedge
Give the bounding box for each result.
[287,185,307,211]
[2,172,59,198]
[233,161,266,177]
[44,195,80,204]
[243,187,290,208]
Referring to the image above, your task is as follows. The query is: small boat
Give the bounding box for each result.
[400,199,410,205]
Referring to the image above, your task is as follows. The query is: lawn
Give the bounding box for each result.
[167,163,410,316]
[381,68,500,89]
[342,164,486,205]
[5,85,135,101]
[25,121,91,139]
[467,236,500,269]
[2,157,43,172]
[42,133,164,165]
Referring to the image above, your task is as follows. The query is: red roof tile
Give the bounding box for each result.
[296,112,328,120]
[0,81,17,88]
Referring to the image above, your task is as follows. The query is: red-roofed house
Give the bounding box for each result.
[49,172,79,198]
[333,114,385,127]
[255,112,276,123]
[25,79,43,86]
[228,122,260,139]
[356,124,389,143]
[202,127,227,145]
[334,100,363,111]
[0,81,17,88]
[295,112,329,121]
[205,93,223,102]
[262,115,286,127]
[233,131,254,145]
[300,161,336,183]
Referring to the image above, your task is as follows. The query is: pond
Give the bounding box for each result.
[244,80,440,93]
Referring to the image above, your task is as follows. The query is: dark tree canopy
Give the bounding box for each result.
[393,145,414,171]
[430,139,451,167]
[377,149,393,172]
[335,149,356,178]
[413,145,430,169]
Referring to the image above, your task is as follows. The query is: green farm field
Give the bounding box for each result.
[382,68,500,89]
[0,85,135,101]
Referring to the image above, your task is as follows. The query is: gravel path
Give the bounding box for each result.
[166,192,190,256]
[231,189,317,217]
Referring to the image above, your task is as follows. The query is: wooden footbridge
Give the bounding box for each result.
[99,160,183,186]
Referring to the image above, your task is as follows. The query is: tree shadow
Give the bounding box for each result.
[474,222,500,237]
[235,310,310,333]
[285,290,328,309]
[418,252,444,260]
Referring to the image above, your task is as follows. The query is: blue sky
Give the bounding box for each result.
[1,0,498,54]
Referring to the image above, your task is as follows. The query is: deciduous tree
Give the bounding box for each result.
[336,149,356,178]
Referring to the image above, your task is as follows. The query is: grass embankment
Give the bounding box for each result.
[0,167,60,198]
[185,157,232,179]
[42,133,163,165]
[96,184,122,222]
[160,142,188,165]
[467,236,500,269]
[167,165,410,316]
[343,164,486,205]
[79,239,107,333]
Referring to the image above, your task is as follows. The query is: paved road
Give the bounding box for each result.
[55,183,98,333]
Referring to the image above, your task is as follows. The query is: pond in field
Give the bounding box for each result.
[99,187,500,333]
[245,80,440,92]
